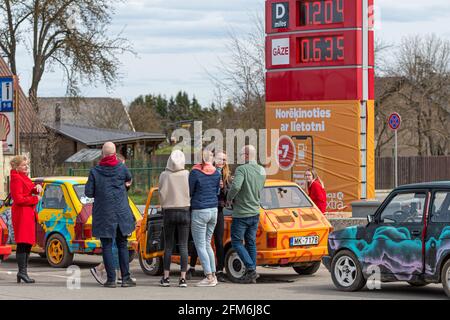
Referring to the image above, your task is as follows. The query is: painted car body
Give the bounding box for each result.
[0,217,12,261]
[0,177,142,267]
[139,179,333,277]
[323,181,450,287]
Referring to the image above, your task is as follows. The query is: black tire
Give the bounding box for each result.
[441,259,450,298]
[407,280,428,287]
[224,248,247,283]
[129,250,136,263]
[293,261,321,275]
[331,250,366,292]
[45,233,74,268]
[138,252,163,276]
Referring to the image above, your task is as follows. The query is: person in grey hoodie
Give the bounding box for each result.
[158,150,191,287]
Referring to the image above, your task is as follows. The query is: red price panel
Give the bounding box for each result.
[266,0,360,34]
[299,0,344,26]
[298,36,344,63]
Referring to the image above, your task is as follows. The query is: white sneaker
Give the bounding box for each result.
[90,267,106,285]
[196,277,217,287]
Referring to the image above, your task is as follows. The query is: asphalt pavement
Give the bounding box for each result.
[0,254,447,300]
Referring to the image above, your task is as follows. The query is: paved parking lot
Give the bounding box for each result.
[0,254,447,300]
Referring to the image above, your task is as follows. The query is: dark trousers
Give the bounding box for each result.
[231,215,259,271]
[163,209,190,272]
[190,207,225,271]
[100,227,130,283]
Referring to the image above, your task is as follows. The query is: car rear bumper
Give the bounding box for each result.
[256,246,328,265]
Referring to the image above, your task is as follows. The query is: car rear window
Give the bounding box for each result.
[260,186,313,210]
[73,184,141,216]
[73,184,94,204]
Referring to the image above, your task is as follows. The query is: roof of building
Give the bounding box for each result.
[38,97,133,131]
[45,122,166,146]
[64,148,102,163]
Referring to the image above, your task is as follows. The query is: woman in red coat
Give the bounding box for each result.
[9,155,42,283]
[305,168,327,214]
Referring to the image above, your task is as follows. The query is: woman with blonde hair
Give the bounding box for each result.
[305,168,327,214]
[9,155,42,283]
[189,149,221,287]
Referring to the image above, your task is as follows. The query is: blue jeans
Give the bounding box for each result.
[191,208,218,275]
[100,227,130,282]
[231,215,259,271]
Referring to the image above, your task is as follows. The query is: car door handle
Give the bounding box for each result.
[411,230,421,236]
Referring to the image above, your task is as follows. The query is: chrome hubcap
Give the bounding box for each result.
[335,256,358,287]
[143,258,158,271]
[228,252,246,279]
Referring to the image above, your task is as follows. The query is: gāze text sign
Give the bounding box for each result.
[265,0,375,211]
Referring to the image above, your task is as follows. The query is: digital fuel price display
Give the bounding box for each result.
[298,35,344,63]
[299,0,344,26]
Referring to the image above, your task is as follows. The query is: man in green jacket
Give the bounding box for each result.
[227,145,266,283]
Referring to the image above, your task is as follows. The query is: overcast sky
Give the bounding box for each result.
[14,0,450,107]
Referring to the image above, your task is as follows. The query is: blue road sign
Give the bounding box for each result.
[388,112,401,131]
[0,77,14,112]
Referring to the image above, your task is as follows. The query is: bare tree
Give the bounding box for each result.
[0,0,30,75]
[128,103,162,133]
[0,0,133,174]
[393,34,450,156]
[208,10,266,131]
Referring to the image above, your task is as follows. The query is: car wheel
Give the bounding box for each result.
[331,250,366,292]
[138,252,163,276]
[407,280,428,287]
[293,261,321,275]
[224,248,246,283]
[45,234,74,268]
[441,259,450,298]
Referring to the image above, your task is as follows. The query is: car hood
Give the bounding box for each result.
[329,225,365,240]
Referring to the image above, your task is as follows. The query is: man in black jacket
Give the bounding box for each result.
[85,142,136,288]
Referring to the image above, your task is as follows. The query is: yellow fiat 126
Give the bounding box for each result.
[138,179,332,282]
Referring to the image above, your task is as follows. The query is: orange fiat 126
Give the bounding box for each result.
[137,179,332,282]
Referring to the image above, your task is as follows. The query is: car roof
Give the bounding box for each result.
[395,181,450,191]
[32,176,88,185]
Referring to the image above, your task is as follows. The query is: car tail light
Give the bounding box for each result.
[83,224,92,239]
[267,232,277,248]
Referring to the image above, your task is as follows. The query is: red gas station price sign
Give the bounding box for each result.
[299,0,344,26]
[299,35,344,63]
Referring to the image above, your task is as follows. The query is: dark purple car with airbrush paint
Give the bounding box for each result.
[322,182,450,298]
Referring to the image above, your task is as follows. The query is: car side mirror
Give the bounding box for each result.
[367,214,374,224]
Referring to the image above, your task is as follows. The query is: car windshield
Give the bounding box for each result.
[260,186,313,210]
[73,184,94,205]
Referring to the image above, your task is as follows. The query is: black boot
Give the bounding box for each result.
[16,252,35,284]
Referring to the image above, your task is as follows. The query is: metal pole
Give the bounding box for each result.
[394,129,398,187]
